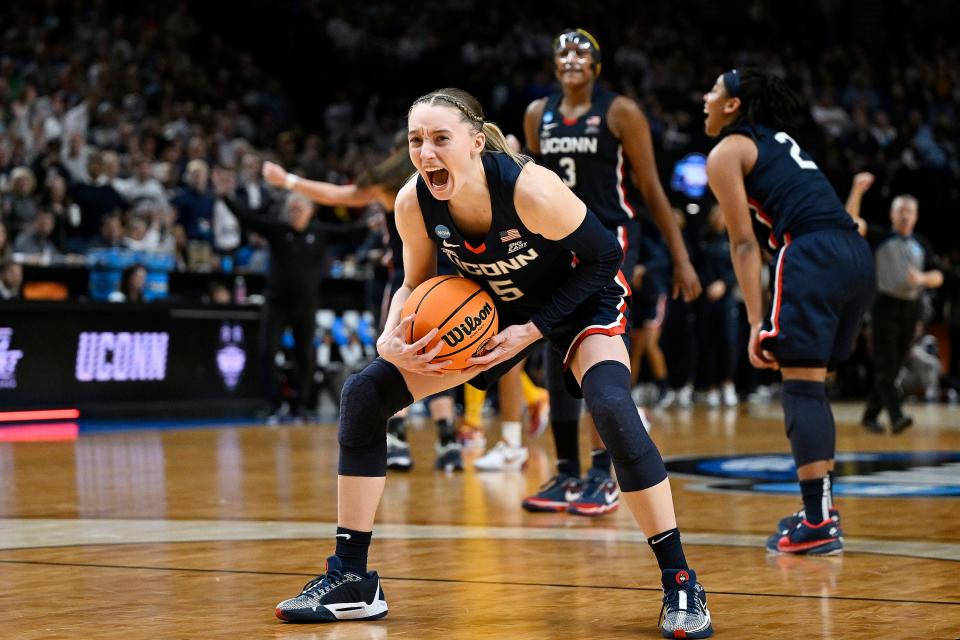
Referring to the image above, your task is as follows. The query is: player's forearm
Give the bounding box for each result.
[730,239,764,325]
[291,178,359,207]
[382,287,413,338]
[844,187,865,221]
[646,193,692,267]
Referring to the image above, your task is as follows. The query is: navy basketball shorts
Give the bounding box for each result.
[759,229,875,369]
[615,220,641,279]
[467,271,632,398]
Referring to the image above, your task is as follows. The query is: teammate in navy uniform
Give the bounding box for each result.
[521,29,701,517]
[704,69,875,555]
[262,141,464,473]
[275,88,713,639]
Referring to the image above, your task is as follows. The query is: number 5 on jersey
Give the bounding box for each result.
[489,279,524,301]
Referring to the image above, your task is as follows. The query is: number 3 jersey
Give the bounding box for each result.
[726,122,856,251]
[415,152,624,322]
[538,87,642,230]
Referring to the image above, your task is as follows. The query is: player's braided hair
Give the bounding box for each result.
[409,88,526,166]
[729,68,803,134]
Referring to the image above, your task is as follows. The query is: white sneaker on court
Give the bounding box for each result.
[473,440,528,471]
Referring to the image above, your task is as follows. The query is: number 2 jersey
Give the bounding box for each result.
[537,87,642,230]
[415,151,628,323]
[726,122,856,251]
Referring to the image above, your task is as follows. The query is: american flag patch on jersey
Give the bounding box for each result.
[499,228,521,243]
[586,115,601,126]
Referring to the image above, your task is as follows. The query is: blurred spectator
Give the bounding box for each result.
[2,167,38,236]
[697,206,739,407]
[110,264,147,303]
[39,174,80,249]
[88,212,125,251]
[235,153,269,216]
[172,159,215,243]
[13,209,62,260]
[207,281,233,305]
[0,261,22,300]
[69,155,127,248]
[115,155,166,204]
[62,132,94,184]
[0,221,10,262]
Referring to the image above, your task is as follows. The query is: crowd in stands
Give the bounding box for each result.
[1,0,958,402]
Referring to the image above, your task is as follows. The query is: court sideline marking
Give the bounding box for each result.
[1,518,958,561]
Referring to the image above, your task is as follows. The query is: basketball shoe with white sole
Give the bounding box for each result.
[473,440,528,471]
[275,555,387,622]
[566,468,620,516]
[521,474,584,512]
[659,568,713,639]
[385,433,412,471]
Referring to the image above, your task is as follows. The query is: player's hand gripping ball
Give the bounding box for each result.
[401,276,499,371]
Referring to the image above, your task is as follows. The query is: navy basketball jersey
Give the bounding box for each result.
[728,123,856,250]
[538,87,642,229]
[416,153,589,319]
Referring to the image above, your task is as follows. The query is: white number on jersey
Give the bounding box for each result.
[489,279,524,301]
[775,132,819,170]
[558,157,577,187]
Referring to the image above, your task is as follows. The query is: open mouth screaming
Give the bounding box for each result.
[426,168,449,190]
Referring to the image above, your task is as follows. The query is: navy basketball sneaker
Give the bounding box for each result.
[766,518,843,555]
[521,474,584,512]
[434,440,464,472]
[775,506,841,536]
[275,555,388,622]
[659,568,713,638]
[566,468,620,516]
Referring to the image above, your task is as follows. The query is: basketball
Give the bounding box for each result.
[400,276,498,371]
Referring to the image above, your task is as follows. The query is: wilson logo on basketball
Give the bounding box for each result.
[441,302,492,347]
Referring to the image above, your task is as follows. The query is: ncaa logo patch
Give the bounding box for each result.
[434,225,451,240]
[543,111,554,123]
[665,451,960,498]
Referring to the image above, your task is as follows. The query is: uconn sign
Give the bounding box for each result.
[75,331,170,382]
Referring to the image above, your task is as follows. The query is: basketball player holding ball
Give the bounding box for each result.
[274,88,713,639]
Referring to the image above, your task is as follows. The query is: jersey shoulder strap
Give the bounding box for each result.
[540,93,563,127]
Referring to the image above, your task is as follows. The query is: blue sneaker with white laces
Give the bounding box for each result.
[566,468,620,517]
[775,506,841,537]
[659,568,713,638]
[521,474,584,512]
[275,555,388,622]
[766,517,843,555]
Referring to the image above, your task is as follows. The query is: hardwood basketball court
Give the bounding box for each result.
[2,402,959,638]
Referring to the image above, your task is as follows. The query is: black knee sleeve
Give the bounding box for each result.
[581,361,666,491]
[545,346,583,421]
[338,358,413,476]
[782,380,835,467]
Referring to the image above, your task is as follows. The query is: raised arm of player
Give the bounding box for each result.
[376,178,446,375]
[707,134,776,370]
[610,96,702,301]
[522,98,548,156]
[467,163,622,370]
[262,160,393,209]
[844,171,874,237]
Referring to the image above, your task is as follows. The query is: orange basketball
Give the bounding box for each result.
[401,276,499,371]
